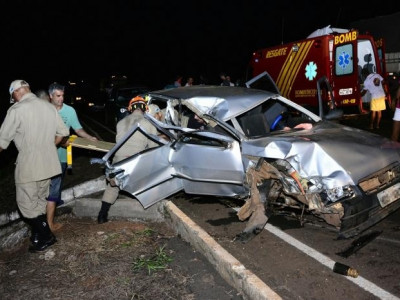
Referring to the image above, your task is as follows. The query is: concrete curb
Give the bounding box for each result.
[0,176,107,250]
[61,176,106,204]
[71,196,165,222]
[163,201,282,300]
[0,176,107,227]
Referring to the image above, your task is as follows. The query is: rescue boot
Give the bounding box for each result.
[28,215,57,253]
[97,201,111,224]
[24,218,39,246]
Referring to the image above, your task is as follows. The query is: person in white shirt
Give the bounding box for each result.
[361,70,387,129]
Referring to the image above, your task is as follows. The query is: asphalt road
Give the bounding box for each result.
[170,193,400,300]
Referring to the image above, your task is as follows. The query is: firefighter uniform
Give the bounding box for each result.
[98,102,158,223]
[0,80,69,253]
[0,92,69,218]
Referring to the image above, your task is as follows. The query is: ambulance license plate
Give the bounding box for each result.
[377,183,400,208]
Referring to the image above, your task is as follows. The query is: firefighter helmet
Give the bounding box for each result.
[128,96,147,112]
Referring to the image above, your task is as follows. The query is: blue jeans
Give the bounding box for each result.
[48,162,67,205]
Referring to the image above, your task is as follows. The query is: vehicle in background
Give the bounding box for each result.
[105,85,150,128]
[102,83,400,242]
[248,25,390,115]
[64,80,99,110]
[85,90,108,113]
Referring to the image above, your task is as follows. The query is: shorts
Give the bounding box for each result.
[48,162,67,203]
[393,107,400,121]
[370,97,386,111]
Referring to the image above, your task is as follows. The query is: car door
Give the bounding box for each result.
[109,144,184,208]
[170,130,246,197]
[108,129,246,208]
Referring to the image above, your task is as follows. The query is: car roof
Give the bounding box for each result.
[150,85,278,120]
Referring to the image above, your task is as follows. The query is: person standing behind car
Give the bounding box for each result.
[0,80,69,252]
[35,89,50,102]
[391,86,400,142]
[47,82,98,232]
[361,70,387,129]
[184,77,194,87]
[97,97,160,224]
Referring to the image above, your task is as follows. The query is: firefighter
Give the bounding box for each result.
[0,80,69,252]
[97,96,159,223]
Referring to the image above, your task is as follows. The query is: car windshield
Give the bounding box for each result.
[148,94,318,139]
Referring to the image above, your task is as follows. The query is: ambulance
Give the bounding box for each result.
[247,25,389,115]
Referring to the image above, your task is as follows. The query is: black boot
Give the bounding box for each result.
[97,201,111,224]
[24,218,39,246]
[28,215,57,253]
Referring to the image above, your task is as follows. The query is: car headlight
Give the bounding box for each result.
[120,108,128,114]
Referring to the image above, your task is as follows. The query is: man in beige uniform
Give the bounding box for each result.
[0,80,69,252]
[97,97,159,223]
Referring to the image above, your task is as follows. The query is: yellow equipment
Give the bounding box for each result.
[67,135,78,171]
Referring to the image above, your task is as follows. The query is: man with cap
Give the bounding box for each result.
[0,80,69,252]
[97,96,160,224]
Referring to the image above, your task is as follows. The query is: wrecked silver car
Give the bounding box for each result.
[102,85,400,241]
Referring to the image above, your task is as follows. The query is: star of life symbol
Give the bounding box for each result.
[305,61,317,81]
[338,51,350,70]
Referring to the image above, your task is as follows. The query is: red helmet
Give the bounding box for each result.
[128,96,147,112]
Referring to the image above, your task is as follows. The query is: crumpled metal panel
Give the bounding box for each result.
[109,145,181,208]
[151,86,272,120]
[241,121,400,190]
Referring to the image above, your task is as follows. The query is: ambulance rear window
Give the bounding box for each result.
[335,44,354,76]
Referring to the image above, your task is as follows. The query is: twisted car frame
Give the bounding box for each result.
[102,83,400,241]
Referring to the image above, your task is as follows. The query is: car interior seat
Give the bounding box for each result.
[239,113,270,137]
[362,54,375,75]
[263,101,288,130]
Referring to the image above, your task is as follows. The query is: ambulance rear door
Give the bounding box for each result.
[332,30,359,111]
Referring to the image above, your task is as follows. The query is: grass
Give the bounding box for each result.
[121,228,155,248]
[132,245,173,275]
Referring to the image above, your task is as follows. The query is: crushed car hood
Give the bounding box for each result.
[242,121,400,187]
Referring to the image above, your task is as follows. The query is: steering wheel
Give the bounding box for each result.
[270,112,288,131]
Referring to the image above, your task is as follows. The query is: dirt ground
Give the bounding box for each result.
[0,215,243,300]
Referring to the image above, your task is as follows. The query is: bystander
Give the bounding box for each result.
[47,82,98,231]
[361,70,387,129]
[391,86,400,142]
[185,77,194,86]
[35,89,50,102]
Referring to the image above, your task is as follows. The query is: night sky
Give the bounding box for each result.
[2,0,400,94]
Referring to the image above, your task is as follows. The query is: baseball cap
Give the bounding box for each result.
[9,80,29,102]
